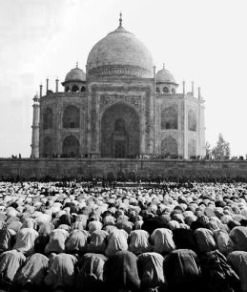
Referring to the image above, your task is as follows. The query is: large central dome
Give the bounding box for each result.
[86,24,154,79]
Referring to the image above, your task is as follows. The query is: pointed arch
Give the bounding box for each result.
[161,105,178,129]
[188,109,197,131]
[188,139,196,158]
[163,86,169,93]
[101,103,140,158]
[43,136,53,157]
[161,136,178,157]
[62,135,80,157]
[63,105,80,128]
[43,107,53,130]
[72,85,79,92]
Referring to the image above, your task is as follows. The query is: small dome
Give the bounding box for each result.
[156,66,176,84]
[87,24,154,78]
[65,66,86,82]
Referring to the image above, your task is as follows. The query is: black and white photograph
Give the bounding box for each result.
[0,0,247,291]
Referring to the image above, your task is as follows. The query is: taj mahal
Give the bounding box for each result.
[31,15,206,160]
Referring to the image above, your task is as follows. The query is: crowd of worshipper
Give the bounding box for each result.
[1,182,247,292]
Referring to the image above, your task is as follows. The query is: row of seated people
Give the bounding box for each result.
[0,181,247,291]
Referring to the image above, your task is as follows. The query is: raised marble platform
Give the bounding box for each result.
[0,158,247,181]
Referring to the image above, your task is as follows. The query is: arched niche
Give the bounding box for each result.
[72,85,79,92]
[163,86,169,93]
[188,109,197,131]
[161,105,178,129]
[62,135,80,157]
[43,136,53,157]
[188,139,196,158]
[63,105,80,128]
[43,107,53,130]
[101,103,140,158]
[161,136,178,157]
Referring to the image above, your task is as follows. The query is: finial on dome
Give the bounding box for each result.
[76,62,78,68]
[163,63,165,70]
[119,12,122,27]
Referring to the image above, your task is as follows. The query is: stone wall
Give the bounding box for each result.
[1,159,247,181]
[40,93,87,157]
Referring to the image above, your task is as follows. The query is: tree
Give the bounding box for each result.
[212,133,230,160]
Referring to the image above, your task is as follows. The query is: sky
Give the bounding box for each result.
[0,0,246,157]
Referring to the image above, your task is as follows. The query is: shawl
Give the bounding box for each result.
[87,229,108,254]
[151,228,176,254]
[173,228,198,252]
[103,215,116,226]
[71,221,85,231]
[44,228,68,254]
[200,250,240,292]
[58,213,71,226]
[105,229,128,257]
[163,249,201,291]
[0,250,26,282]
[168,220,181,230]
[14,253,49,286]
[229,226,247,251]
[116,220,133,234]
[194,228,217,253]
[65,229,89,253]
[44,253,77,289]
[104,250,140,291]
[0,228,15,252]
[38,223,52,235]
[103,224,118,234]
[228,251,247,292]
[21,218,35,229]
[7,218,22,233]
[88,220,103,233]
[214,229,233,255]
[128,230,150,255]
[138,252,165,289]
[14,228,38,255]
[74,214,88,229]
[76,253,107,291]
[34,223,52,254]
[142,217,165,234]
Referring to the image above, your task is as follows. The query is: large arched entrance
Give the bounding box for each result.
[43,136,53,157]
[101,103,140,158]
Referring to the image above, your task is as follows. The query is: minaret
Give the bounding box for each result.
[182,81,186,95]
[55,78,59,92]
[191,81,194,96]
[46,78,49,94]
[31,94,40,158]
